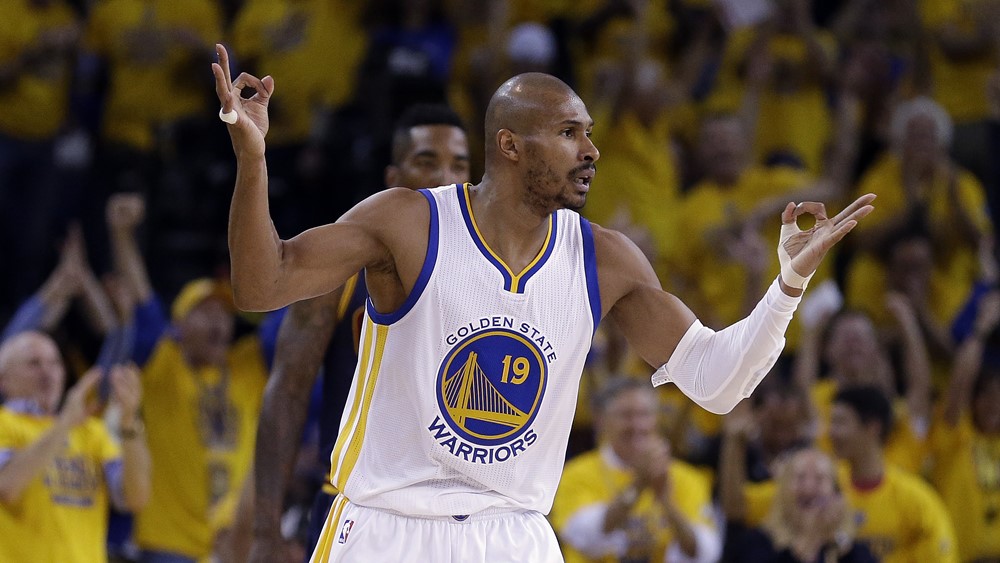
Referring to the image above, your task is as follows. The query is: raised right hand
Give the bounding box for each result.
[106,193,145,232]
[211,44,274,158]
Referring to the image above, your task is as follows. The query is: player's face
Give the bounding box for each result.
[520,95,598,213]
[177,298,235,366]
[601,388,658,464]
[0,334,65,413]
[387,125,470,189]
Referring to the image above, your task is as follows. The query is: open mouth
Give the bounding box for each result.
[573,166,595,188]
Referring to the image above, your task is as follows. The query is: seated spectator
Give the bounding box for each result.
[0,332,150,562]
[550,377,721,563]
[728,448,877,563]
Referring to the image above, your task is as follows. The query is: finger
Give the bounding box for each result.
[212,63,233,111]
[233,72,271,102]
[73,368,104,395]
[781,202,796,224]
[216,43,232,85]
[834,202,874,229]
[262,75,275,97]
[793,201,827,221]
[831,193,876,225]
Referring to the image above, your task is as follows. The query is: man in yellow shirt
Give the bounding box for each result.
[0,332,151,562]
[106,194,268,562]
[829,386,957,563]
[931,288,1000,561]
[551,377,721,563]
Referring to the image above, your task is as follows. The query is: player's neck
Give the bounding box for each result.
[469,180,552,272]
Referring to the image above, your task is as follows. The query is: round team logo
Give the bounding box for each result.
[435,329,547,446]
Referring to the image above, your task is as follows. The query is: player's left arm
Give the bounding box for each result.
[600,194,874,414]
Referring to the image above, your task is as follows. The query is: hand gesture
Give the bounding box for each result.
[778,194,875,288]
[211,44,274,158]
[58,369,103,428]
[106,192,146,233]
[633,436,671,499]
[108,364,143,417]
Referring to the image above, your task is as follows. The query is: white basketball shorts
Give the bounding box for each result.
[309,495,564,562]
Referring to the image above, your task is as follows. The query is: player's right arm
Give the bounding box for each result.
[212,44,424,312]
[248,290,341,560]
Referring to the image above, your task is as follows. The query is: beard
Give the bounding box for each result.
[522,158,591,213]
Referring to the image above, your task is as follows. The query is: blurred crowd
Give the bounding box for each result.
[1,0,1000,561]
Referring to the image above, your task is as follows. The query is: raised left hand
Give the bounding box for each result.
[779,193,875,288]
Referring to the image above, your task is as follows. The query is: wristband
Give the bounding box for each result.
[219,107,238,125]
[777,220,814,290]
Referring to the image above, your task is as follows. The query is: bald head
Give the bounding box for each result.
[484,73,579,157]
[0,331,65,412]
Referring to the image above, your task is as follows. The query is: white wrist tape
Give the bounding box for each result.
[777,221,814,290]
[651,277,800,414]
[219,107,238,125]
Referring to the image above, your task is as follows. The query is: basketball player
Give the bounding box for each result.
[212,43,875,562]
[247,104,471,561]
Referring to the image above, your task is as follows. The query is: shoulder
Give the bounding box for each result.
[590,222,661,308]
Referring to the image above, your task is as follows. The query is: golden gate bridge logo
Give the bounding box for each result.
[436,329,547,446]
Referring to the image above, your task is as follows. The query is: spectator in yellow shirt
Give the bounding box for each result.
[0,332,151,563]
[931,288,1000,561]
[551,377,721,563]
[829,386,957,563]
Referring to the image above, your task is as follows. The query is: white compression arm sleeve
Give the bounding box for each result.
[651,277,801,414]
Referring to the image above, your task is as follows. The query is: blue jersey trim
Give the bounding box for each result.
[518,213,558,293]
[456,183,555,293]
[580,217,601,334]
[365,189,440,324]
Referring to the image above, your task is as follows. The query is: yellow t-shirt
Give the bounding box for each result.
[584,108,681,282]
[84,0,222,151]
[846,153,991,330]
[742,464,957,562]
[708,29,837,173]
[839,464,958,563]
[134,335,267,559]
[0,0,77,139]
[920,0,998,123]
[673,166,814,330]
[0,409,120,563]
[929,411,1000,561]
[812,380,928,474]
[231,0,366,146]
[551,448,715,563]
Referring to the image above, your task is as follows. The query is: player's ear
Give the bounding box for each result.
[497,129,519,161]
[385,164,400,187]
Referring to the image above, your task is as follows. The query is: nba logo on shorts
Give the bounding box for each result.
[338,519,355,544]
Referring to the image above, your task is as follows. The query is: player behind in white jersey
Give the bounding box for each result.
[212,43,875,563]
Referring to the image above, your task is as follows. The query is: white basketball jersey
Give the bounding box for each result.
[327,183,601,517]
